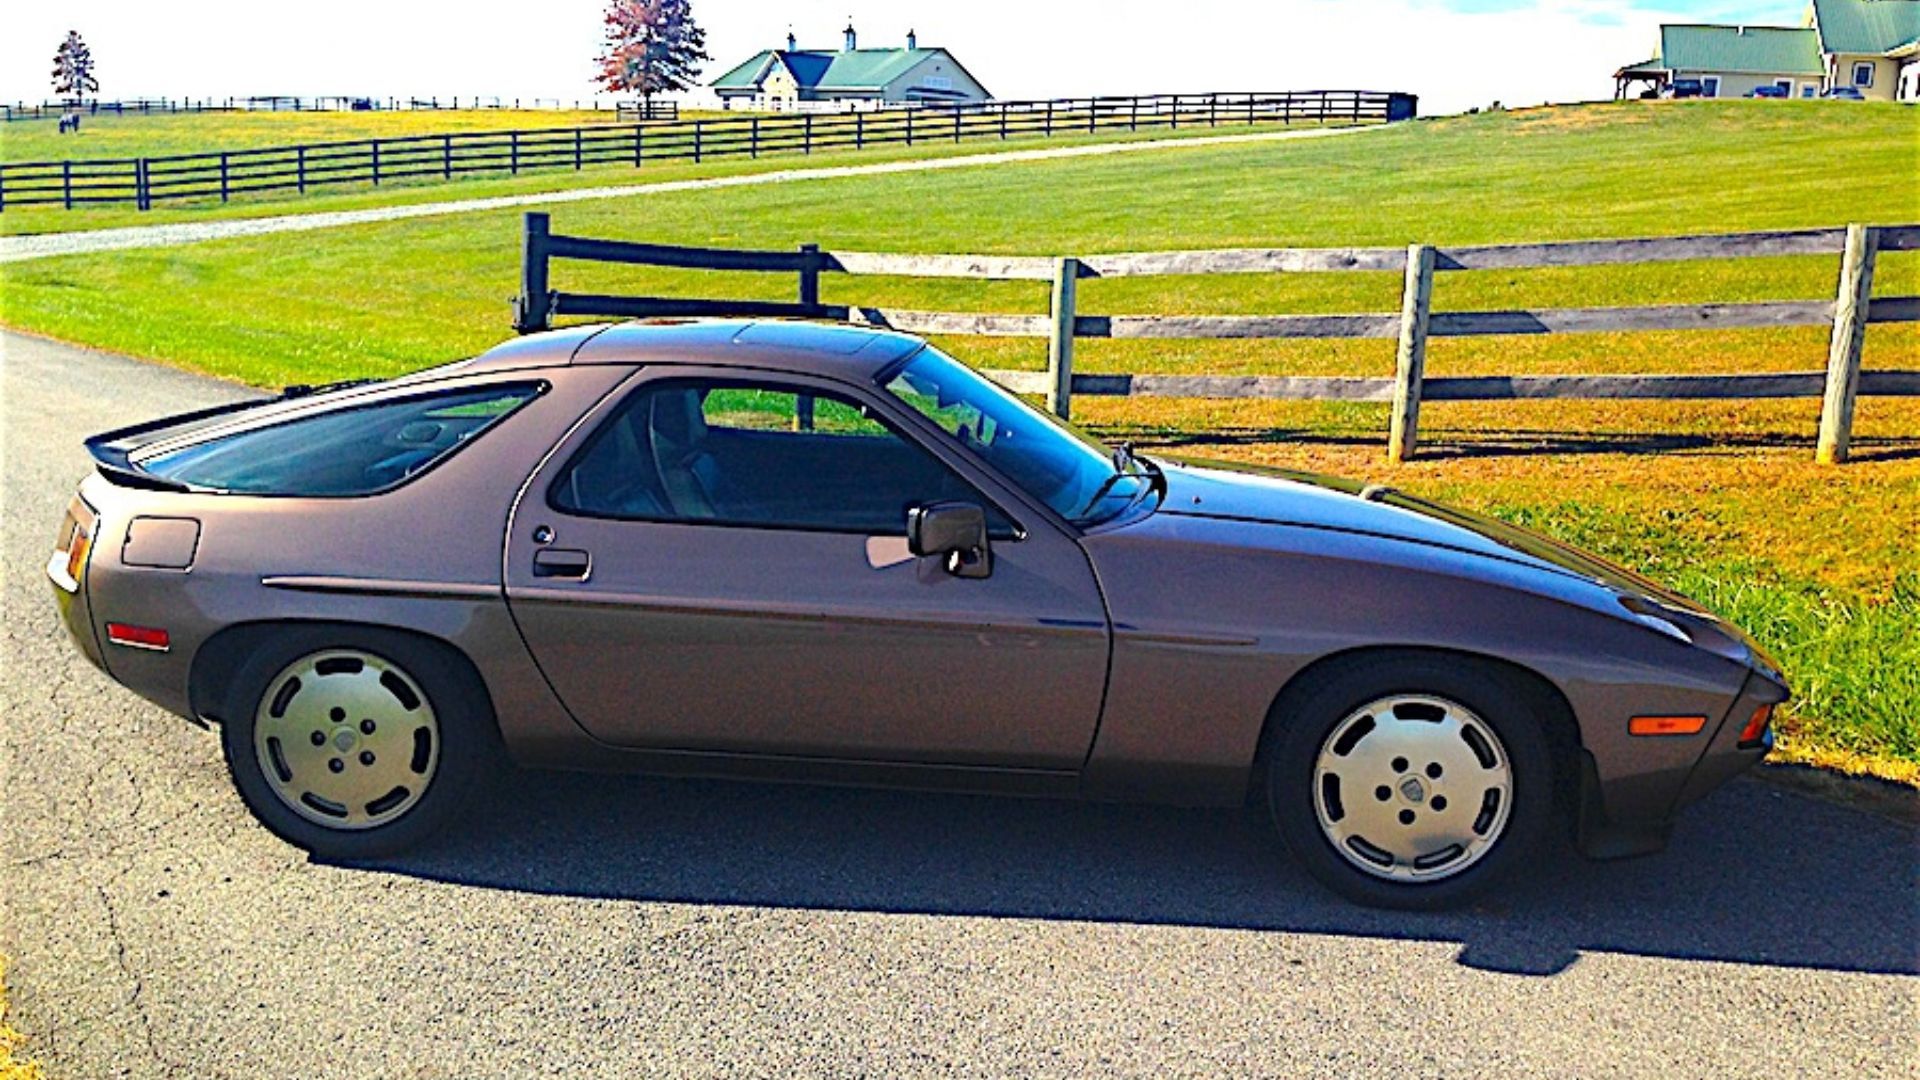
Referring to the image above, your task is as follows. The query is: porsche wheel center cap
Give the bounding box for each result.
[1399,777,1427,804]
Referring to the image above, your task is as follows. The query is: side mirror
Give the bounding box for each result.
[907,501,991,579]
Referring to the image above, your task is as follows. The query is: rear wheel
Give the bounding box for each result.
[1266,657,1554,910]
[220,628,495,859]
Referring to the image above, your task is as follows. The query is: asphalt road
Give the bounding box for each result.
[2,330,1916,1078]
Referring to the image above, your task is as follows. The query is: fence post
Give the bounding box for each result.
[135,158,148,210]
[798,243,821,313]
[0,167,7,214]
[954,108,963,143]
[1816,224,1879,465]
[574,128,583,169]
[515,212,553,333]
[634,123,644,166]
[906,109,915,145]
[1387,244,1437,464]
[694,121,703,162]
[295,146,307,193]
[1047,257,1081,420]
[750,117,760,158]
[804,114,813,154]
[63,160,73,210]
[999,102,1008,139]
[1170,95,1179,130]
[1045,101,1053,136]
[443,135,453,179]
[370,141,381,185]
[511,131,520,174]
[219,153,230,201]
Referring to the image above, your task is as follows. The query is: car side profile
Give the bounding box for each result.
[50,320,1785,909]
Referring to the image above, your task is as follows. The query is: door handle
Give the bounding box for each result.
[532,548,591,579]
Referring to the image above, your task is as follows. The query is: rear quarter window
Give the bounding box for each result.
[136,383,543,496]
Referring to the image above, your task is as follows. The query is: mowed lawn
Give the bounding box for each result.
[0,119,1327,237]
[3,100,1918,776]
[0,107,636,163]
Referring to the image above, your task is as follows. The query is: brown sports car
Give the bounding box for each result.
[50,320,1784,909]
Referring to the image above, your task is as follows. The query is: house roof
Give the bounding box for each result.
[1615,57,1667,76]
[711,47,949,92]
[1808,0,1920,54]
[1658,24,1825,75]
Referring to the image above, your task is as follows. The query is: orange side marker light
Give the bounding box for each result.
[1629,715,1708,737]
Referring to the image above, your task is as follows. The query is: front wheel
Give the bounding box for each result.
[219,628,496,859]
[1266,657,1555,910]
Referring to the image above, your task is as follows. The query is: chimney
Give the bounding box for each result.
[844,22,857,52]
[786,30,797,51]
[906,29,917,50]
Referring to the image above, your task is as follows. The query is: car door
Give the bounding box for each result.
[502,367,1111,770]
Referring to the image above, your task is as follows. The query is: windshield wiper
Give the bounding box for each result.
[1075,442,1160,520]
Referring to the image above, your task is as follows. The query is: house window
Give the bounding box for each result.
[1773,79,1793,94]
[922,75,951,90]
[1853,62,1874,87]
[1702,77,1720,98]
[1801,83,1817,98]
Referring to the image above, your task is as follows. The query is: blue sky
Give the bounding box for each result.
[8,1,1819,115]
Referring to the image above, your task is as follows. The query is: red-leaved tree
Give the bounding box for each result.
[596,0,709,108]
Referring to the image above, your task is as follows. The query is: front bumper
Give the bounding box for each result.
[1575,666,1785,859]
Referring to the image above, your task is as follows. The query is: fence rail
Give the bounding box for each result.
[512,214,1919,464]
[0,90,1412,212]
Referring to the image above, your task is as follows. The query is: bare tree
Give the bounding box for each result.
[51,30,100,105]
[596,0,709,110]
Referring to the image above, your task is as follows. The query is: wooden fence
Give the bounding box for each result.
[0,90,1412,212]
[512,213,1920,464]
[1,97,679,123]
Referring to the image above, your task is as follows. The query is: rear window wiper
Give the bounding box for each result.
[281,378,380,399]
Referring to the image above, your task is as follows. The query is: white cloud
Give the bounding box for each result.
[1,0,1794,116]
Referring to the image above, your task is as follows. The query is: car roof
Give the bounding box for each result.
[467,319,927,382]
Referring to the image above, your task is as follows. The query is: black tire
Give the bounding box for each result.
[218,625,498,860]
[1264,655,1555,911]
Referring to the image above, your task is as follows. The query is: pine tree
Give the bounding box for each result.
[596,0,709,109]
[51,30,100,105]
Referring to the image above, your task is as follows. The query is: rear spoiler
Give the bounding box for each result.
[83,379,378,492]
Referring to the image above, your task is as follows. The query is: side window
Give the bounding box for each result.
[136,383,542,496]
[552,380,1013,536]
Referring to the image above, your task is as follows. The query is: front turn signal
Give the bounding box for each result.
[1738,704,1774,748]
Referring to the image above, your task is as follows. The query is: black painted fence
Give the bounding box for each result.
[0,91,1415,212]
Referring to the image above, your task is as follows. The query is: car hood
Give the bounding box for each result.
[1148,459,1706,612]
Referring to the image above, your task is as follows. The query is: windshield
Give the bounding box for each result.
[883,347,1154,525]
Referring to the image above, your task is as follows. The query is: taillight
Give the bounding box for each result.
[65,521,92,583]
[1738,705,1774,748]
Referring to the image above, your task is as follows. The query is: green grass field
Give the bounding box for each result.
[0,107,656,163]
[0,119,1326,237]
[3,99,1917,776]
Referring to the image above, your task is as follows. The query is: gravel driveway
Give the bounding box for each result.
[1,330,1915,1078]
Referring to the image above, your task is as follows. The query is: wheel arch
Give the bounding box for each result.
[1247,645,1584,806]
[189,620,498,733]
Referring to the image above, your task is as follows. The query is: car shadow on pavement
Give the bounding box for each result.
[360,770,1918,978]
